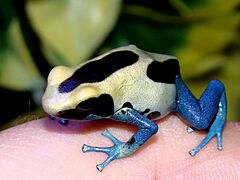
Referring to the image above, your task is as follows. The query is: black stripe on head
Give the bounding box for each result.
[59,51,139,93]
[147,59,180,84]
[56,94,114,120]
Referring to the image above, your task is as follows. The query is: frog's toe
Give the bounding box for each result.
[58,119,69,125]
[101,129,122,145]
[83,143,121,171]
[189,149,196,156]
[82,129,132,171]
[82,144,120,171]
[217,132,223,151]
[82,144,95,153]
[186,127,195,133]
[189,128,224,156]
[96,155,117,172]
[96,164,105,172]
[48,115,55,120]
[82,144,112,154]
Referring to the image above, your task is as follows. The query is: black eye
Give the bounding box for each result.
[76,94,114,117]
[56,94,114,120]
[76,98,97,111]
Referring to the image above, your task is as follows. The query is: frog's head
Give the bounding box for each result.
[42,65,114,120]
[42,45,142,120]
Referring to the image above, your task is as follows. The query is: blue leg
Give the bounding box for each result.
[82,107,158,172]
[175,75,227,156]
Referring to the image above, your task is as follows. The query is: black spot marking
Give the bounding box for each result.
[57,94,114,120]
[122,102,133,109]
[139,108,150,115]
[59,51,139,93]
[147,59,180,84]
[128,137,136,145]
[147,111,161,120]
[121,110,126,114]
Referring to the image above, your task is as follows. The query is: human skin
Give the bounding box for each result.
[0,114,239,180]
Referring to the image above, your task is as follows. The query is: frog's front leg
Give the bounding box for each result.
[175,75,227,156]
[82,107,158,172]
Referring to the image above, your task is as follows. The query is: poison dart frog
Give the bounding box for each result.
[42,45,227,172]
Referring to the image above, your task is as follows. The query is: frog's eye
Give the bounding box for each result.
[57,94,114,120]
[76,97,96,111]
[76,94,114,117]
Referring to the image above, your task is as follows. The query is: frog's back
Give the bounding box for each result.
[94,45,180,119]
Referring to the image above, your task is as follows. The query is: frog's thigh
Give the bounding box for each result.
[176,77,226,129]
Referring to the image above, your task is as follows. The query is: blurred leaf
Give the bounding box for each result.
[0,20,44,90]
[0,0,15,36]
[187,50,240,120]
[178,0,239,17]
[26,0,122,66]
[175,3,240,78]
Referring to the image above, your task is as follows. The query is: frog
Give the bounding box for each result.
[42,45,227,172]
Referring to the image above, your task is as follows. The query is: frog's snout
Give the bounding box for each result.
[47,66,74,86]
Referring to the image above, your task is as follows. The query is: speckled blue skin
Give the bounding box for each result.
[175,75,227,156]
[83,108,158,171]
[80,75,227,171]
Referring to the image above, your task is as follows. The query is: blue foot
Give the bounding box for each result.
[58,119,69,125]
[186,127,195,133]
[82,129,135,172]
[189,131,223,156]
[176,76,227,156]
[82,108,158,171]
[48,115,55,120]
[48,116,69,125]
[189,93,226,156]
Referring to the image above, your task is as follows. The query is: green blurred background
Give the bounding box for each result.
[0,0,239,129]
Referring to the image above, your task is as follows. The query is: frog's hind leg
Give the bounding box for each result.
[175,75,227,156]
[82,108,158,171]
[188,91,227,156]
